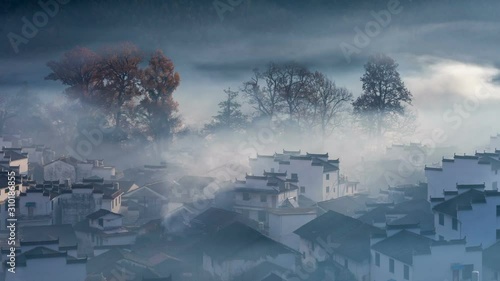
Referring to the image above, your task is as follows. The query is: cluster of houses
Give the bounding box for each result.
[1,134,500,281]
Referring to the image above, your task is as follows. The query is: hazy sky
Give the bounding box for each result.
[1,0,500,150]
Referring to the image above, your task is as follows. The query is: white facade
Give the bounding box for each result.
[425,155,500,199]
[268,209,316,250]
[433,188,500,248]
[249,152,344,202]
[371,240,481,281]
[18,190,52,217]
[233,175,299,225]
[44,158,115,183]
[44,160,76,183]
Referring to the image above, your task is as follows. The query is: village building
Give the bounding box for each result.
[233,172,299,228]
[294,210,385,281]
[43,157,116,184]
[202,221,298,281]
[74,209,137,257]
[425,152,500,199]
[431,184,500,248]
[371,230,482,281]
[249,150,354,202]
[51,181,123,225]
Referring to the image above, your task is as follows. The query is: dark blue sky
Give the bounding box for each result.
[1,0,500,147]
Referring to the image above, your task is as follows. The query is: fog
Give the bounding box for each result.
[1,1,500,281]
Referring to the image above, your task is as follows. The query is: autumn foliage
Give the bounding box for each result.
[46,43,181,144]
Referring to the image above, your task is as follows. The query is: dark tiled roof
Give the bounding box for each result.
[177,175,215,190]
[456,183,485,190]
[231,261,288,281]
[424,166,442,171]
[294,211,384,261]
[20,224,78,250]
[433,189,487,217]
[190,207,246,233]
[203,222,296,261]
[357,205,392,224]
[372,230,433,265]
[306,152,329,158]
[87,209,122,220]
[317,194,376,217]
[261,273,286,281]
[3,150,27,161]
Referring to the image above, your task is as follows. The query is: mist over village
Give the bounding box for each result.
[1,0,500,281]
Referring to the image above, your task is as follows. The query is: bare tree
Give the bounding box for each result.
[307,72,353,138]
[241,65,284,120]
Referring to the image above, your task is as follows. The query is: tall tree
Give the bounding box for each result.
[276,62,313,121]
[353,54,413,136]
[304,72,353,138]
[45,46,102,105]
[205,88,248,133]
[99,43,143,134]
[241,65,284,120]
[138,50,181,143]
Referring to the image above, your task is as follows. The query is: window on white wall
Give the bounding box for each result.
[389,258,394,273]
[243,193,250,201]
[439,213,444,225]
[326,186,330,193]
[375,252,380,267]
[326,174,330,180]
[404,265,409,280]
[452,218,458,230]
[300,186,305,193]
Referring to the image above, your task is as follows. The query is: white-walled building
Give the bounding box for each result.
[425,153,500,199]
[21,145,55,166]
[44,157,116,183]
[249,150,352,202]
[74,209,136,257]
[431,184,500,248]
[371,230,482,281]
[233,172,299,227]
[18,187,52,227]
[52,182,123,225]
[294,210,385,281]
[267,208,316,250]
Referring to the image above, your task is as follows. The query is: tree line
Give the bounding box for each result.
[207,54,414,138]
[0,44,414,156]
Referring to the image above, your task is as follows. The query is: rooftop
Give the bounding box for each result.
[294,210,384,262]
[372,230,433,265]
[433,189,495,217]
[203,221,296,261]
